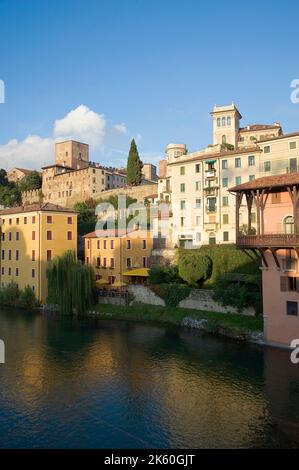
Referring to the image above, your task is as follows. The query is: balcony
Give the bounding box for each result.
[205,170,216,178]
[204,186,218,196]
[236,233,299,249]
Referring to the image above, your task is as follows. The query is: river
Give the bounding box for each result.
[0,308,299,448]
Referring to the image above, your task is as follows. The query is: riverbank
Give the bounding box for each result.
[88,303,263,343]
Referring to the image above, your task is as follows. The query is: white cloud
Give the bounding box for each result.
[54,105,106,149]
[0,105,126,170]
[0,135,54,171]
[114,123,127,134]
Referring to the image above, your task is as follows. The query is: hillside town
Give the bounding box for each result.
[0,103,298,349]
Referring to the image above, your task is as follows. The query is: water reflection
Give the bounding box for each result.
[0,308,298,448]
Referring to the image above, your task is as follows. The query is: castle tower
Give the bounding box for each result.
[165,143,187,163]
[55,140,89,170]
[210,103,242,148]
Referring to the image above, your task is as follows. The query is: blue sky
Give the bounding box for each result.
[0,0,298,170]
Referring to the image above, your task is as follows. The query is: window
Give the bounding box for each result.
[196,216,201,226]
[15,250,19,261]
[67,217,72,224]
[32,216,36,224]
[24,217,27,224]
[110,240,114,249]
[15,268,19,277]
[103,240,107,249]
[1,250,4,260]
[142,257,147,268]
[47,216,52,224]
[196,233,201,243]
[235,176,241,185]
[180,200,186,210]
[222,117,226,126]
[195,181,201,191]
[223,231,229,241]
[8,268,11,276]
[9,219,12,225]
[249,175,255,181]
[227,116,231,126]
[195,163,201,173]
[1,233,4,241]
[235,158,241,168]
[264,146,271,154]
[32,269,35,278]
[217,117,221,127]
[103,257,107,267]
[8,250,11,260]
[222,177,228,188]
[248,155,255,166]
[32,250,35,261]
[8,232,12,241]
[222,196,229,206]
[290,158,297,173]
[290,141,297,150]
[126,240,131,249]
[180,166,185,175]
[110,258,115,268]
[47,250,52,261]
[97,240,100,249]
[180,183,185,193]
[222,135,226,144]
[142,240,147,249]
[96,257,101,267]
[108,276,116,285]
[16,218,19,225]
[181,217,185,227]
[16,232,19,241]
[126,258,132,268]
[222,160,228,169]
[67,231,72,240]
[47,231,52,241]
[223,214,229,224]
[287,301,298,316]
[196,198,201,209]
[32,231,36,241]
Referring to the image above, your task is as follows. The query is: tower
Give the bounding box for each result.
[55,141,89,169]
[210,103,242,148]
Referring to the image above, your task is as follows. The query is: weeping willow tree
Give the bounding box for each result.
[47,250,94,315]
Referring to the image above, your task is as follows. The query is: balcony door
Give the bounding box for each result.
[207,197,216,213]
[290,158,298,174]
[284,216,294,234]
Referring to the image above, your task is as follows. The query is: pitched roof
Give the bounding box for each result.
[239,124,280,132]
[0,202,78,216]
[83,228,149,238]
[229,172,299,192]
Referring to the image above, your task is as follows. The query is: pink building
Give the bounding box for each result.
[230,173,299,348]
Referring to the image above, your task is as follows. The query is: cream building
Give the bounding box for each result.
[158,103,299,247]
[41,141,126,208]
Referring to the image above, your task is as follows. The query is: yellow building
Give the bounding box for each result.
[0,203,78,303]
[84,229,153,286]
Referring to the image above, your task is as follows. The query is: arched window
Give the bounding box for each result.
[284,215,294,234]
[227,116,231,126]
[222,135,227,144]
[217,117,221,127]
[222,117,226,126]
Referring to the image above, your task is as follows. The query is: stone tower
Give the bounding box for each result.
[55,140,89,170]
[210,103,242,148]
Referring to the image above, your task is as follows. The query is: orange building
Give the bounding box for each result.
[231,173,299,347]
[84,228,153,286]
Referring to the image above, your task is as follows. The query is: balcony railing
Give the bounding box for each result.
[237,233,299,248]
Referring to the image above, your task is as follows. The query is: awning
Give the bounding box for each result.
[96,278,109,285]
[205,159,216,164]
[112,280,127,287]
[122,268,149,277]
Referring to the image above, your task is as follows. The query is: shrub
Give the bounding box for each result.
[213,274,262,314]
[178,253,212,286]
[19,285,37,309]
[150,284,191,307]
[148,265,180,284]
[0,283,37,309]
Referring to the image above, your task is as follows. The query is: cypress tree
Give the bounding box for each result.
[126,139,143,186]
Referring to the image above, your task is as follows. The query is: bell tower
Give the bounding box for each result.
[210,103,242,149]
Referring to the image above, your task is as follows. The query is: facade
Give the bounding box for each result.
[7,167,35,183]
[41,141,126,208]
[0,203,78,303]
[84,229,153,286]
[142,163,158,182]
[158,103,299,248]
[231,173,299,347]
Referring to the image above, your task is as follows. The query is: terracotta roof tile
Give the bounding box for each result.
[0,203,77,215]
[229,172,299,192]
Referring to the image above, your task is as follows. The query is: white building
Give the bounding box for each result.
[158,103,299,247]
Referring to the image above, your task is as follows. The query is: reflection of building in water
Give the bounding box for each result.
[264,347,299,444]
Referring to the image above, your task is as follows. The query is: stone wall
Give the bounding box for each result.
[127,285,165,306]
[178,289,255,316]
[97,183,158,203]
[21,189,43,205]
[127,285,255,316]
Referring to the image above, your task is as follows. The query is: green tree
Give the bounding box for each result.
[0,183,22,207]
[0,169,8,186]
[19,171,42,192]
[126,139,143,186]
[179,253,212,286]
[46,250,94,315]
